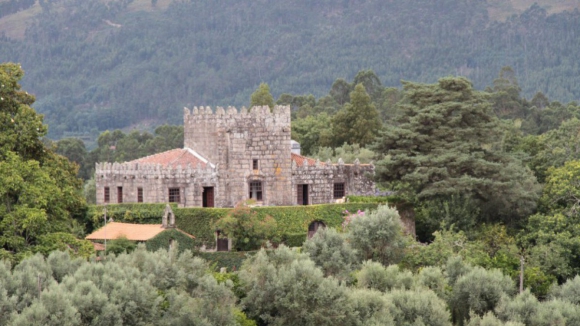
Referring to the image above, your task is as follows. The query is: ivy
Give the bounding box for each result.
[145,229,197,254]
[88,203,379,250]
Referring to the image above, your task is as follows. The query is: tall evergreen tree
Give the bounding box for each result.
[331,83,381,147]
[373,77,539,223]
[250,83,274,109]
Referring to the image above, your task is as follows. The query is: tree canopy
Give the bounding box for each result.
[0,63,86,261]
[373,76,539,223]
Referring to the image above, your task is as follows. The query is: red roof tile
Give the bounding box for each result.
[292,153,323,167]
[129,148,212,168]
[86,222,166,241]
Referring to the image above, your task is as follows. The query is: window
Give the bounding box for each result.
[117,187,123,203]
[333,183,345,199]
[168,188,181,203]
[104,187,110,203]
[137,188,143,203]
[249,181,263,201]
[252,159,259,170]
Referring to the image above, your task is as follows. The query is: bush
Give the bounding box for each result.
[214,204,278,251]
[450,266,515,325]
[347,204,407,265]
[386,288,452,326]
[282,233,307,247]
[197,251,254,272]
[303,227,359,281]
[145,229,197,253]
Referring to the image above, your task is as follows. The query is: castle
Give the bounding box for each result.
[95,105,375,207]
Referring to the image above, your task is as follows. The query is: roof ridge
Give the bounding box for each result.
[128,148,181,163]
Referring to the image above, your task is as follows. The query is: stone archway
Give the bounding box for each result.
[307,221,326,239]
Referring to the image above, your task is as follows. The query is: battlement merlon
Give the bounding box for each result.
[183,105,291,124]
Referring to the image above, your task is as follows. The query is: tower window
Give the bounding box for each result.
[137,188,143,203]
[168,188,181,203]
[249,181,263,201]
[104,187,110,203]
[253,159,259,170]
[117,187,123,203]
[333,183,345,199]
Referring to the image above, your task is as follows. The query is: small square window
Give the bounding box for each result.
[333,183,345,199]
[104,187,110,203]
[253,159,259,170]
[137,188,143,203]
[168,188,181,203]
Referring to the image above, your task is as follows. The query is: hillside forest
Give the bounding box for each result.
[1,0,580,141]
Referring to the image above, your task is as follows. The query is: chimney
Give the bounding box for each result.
[291,140,301,155]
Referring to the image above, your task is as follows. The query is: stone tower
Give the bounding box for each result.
[183,105,293,207]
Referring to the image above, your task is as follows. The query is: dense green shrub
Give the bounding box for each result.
[303,227,359,281]
[197,251,255,272]
[145,229,197,254]
[87,203,174,230]
[282,233,307,247]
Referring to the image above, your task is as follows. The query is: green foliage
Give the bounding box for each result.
[314,143,376,164]
[36,232,94,259]
[87,203,175,230]
[415,194,481,242]
[145,229,196,254]
[346,195,392,204]
[214,204,278,251]
[250,83,274,109]
[239,245,351,325]
[5,1,580,141]
[347,205,407,265]
[281,233,307,247]
[467,312,524,326]
[303,227,359,281]
[356,261,413,292]
[373,76,540,224]
[540,160,580,214]
[385,288,452,326]
[331,83,382,147]
[0,63,86,261]
[450,266,515,325]
[345,288,394,325]
[291,113,333,155]
[105,236,136,255]
[197,251,254,272]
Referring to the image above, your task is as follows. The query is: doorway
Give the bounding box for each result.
[297,184,309,205]
[203,187,214,207]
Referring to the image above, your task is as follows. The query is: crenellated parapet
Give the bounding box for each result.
[95,161,218,180]
[183,105,291,126]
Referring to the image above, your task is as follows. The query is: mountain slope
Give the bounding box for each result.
[1,0,579,138]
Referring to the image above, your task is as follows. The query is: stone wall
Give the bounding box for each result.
[291,159,375,205]
[95,162,218,206]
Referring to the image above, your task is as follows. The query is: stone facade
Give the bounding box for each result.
[95,105,375,207]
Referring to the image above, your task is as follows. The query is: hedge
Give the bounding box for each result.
[87,203,177,230]
[87,203,380,249]
[197,251,256,272]
[145,229,197,253]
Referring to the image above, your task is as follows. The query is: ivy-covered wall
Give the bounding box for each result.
[145,229,197,253]
[87,203,381,249]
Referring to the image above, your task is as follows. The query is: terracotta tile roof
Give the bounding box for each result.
[292,153,324,167]
[86,222,166,241]
[129,148,213,168]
